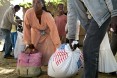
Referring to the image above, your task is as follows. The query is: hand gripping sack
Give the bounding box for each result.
[16,51,42,77]
[48,44,83,78]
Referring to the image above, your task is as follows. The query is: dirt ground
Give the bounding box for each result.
[0,51,117,78]
[0,51,82,78]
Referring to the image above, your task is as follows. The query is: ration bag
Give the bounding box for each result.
[16,51,42,77]
[48,44,83,78]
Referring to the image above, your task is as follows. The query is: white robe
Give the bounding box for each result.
[99,32,117,73]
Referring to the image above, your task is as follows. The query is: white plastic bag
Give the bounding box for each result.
[0,39,5,51]
[99,33,117,73]
[0,29,4,51]
[14,31,25,58]
[48,44,83,78]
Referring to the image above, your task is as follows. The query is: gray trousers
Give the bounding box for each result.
[83,17,111,78]
[1,28,12,57]
[110,32,117,56]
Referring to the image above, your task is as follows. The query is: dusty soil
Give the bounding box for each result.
[0,52,117,78]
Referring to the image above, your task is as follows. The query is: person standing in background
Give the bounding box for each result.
[11,15,22,50]
[0,5,20,58]
[55,3,67,43]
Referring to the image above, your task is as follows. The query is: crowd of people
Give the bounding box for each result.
[0,0,117,78]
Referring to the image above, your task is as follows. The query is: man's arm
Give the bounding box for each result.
[67,0,77,40]
[67,0,89,40]
[106,0,117,33]
[7,11,18,26]
[67,0,84,50]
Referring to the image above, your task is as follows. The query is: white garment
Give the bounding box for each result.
[14,31,25,58]
[99,33,117,73]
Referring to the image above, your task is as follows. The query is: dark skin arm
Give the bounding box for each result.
[110,16,117,34]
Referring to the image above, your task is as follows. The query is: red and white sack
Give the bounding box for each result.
[16,52,42,77]
[48,44,83,78]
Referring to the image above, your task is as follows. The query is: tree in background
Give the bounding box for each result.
[19,0,67,17]
[46,0,67,16]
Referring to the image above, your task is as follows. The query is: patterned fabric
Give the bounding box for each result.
[53,48,68,66]
[48,44,83,77]
[17,52,42,77]
[17,52,42,67]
